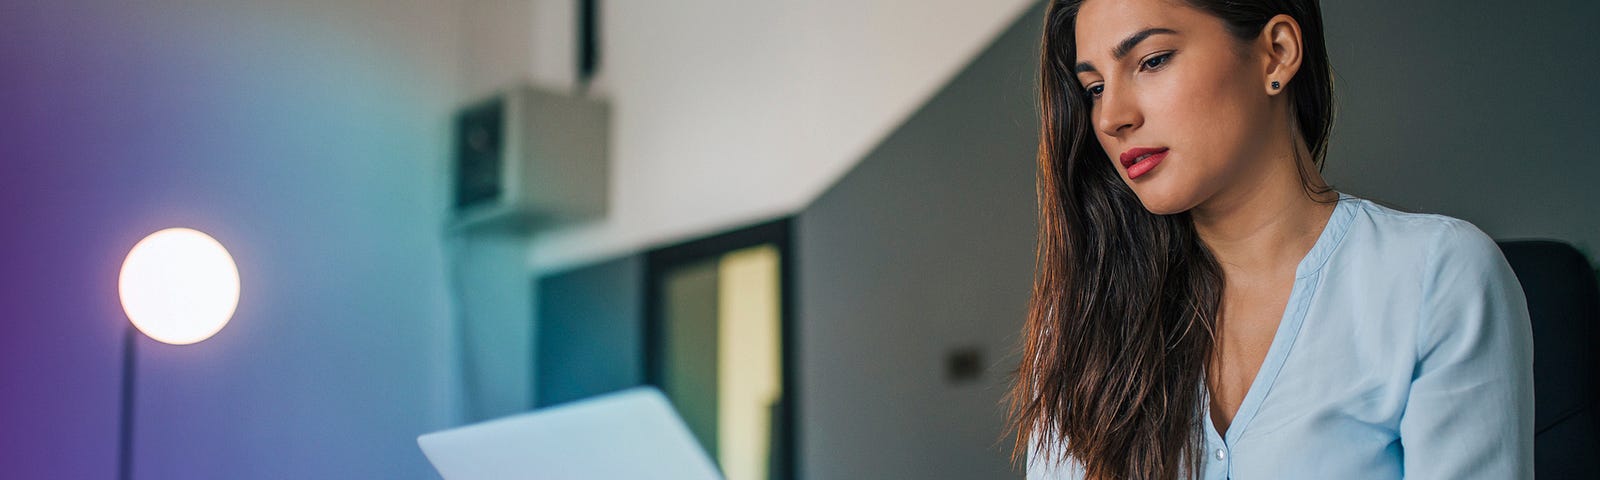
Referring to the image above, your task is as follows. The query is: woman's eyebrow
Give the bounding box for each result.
[1074,27,1180,74]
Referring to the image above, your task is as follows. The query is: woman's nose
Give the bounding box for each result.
[1094,89,1141,138]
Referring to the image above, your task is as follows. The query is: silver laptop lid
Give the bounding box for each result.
[418,386,723,480]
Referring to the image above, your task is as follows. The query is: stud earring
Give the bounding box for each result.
[1271,81,1281,90]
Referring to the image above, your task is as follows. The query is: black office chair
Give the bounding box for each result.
[1497,240,1600,478]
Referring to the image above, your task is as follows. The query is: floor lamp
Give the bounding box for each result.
[117,228,240,480]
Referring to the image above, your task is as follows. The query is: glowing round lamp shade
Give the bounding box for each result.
[118,228,240,345]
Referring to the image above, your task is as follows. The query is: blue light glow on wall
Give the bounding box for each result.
[1,2,467,478]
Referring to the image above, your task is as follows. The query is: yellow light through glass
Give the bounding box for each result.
[118,228,240,345]
[717,244,781,480]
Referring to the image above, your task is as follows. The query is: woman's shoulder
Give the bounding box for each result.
[1337,193,1505,267]
[1329,194,1530,406]
[1343,194,1488,240]
[1335,193,1524,325]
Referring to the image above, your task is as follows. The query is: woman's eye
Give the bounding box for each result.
[1085,84,1104,99]
[1141,52,1173,71]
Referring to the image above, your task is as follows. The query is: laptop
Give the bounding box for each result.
[417,386,723,480]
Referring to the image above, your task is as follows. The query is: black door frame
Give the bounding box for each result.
[642,216,797,480]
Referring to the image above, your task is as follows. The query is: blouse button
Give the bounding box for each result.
[1214,448,1227,461]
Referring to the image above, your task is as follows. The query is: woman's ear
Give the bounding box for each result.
[1261,14,1303,95]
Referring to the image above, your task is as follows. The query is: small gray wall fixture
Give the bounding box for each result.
[794,5,1044,479]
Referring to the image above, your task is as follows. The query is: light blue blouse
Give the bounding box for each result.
[1027,192,1535,479]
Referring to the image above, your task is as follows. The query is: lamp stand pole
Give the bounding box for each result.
[119,324,137,480]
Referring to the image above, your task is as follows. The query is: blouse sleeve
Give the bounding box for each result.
[1398,220,1535,479]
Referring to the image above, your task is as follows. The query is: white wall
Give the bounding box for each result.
[518,0,1040,273]
[451,0,1040,417]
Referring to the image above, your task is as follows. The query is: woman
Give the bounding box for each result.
[1004,0,1534,479]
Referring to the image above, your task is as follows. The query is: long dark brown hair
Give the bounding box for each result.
[1003,1,1334,479]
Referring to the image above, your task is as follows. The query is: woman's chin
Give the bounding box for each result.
[1133,189,1197,216]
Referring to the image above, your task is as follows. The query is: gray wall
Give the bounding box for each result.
[795,6,1043,479]
[1320,0,1600,255]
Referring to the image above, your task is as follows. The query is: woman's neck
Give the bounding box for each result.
[1190,142,1337,280]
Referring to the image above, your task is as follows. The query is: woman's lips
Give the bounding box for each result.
[1119,147,1168,180]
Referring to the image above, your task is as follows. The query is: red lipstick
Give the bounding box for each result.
[1119,147,1168,180]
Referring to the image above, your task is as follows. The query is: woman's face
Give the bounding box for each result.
[1074,0,1275,215]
